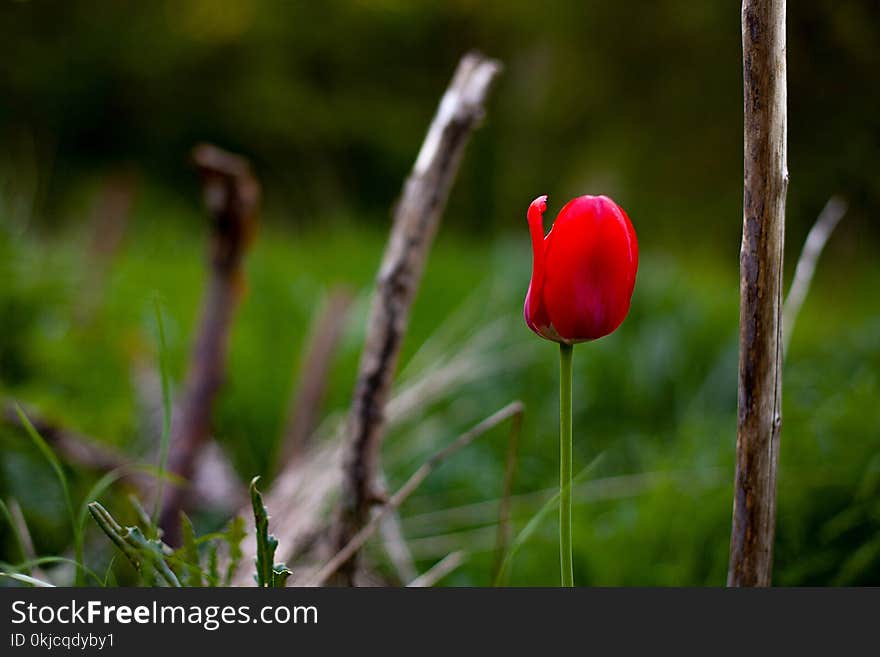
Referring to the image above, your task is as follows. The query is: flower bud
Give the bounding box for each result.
[524,194,638,343]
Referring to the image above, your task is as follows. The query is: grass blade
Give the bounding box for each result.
[8,556,103,586]
[0,499,28,568]
[0,572,55,587]
[494,454,604,586]
[77,469,125,549]
[150,296,174,527]
[14,404,81,584]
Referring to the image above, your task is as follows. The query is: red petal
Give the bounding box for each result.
[542,196,638,342]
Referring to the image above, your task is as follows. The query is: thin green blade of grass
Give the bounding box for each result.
[150,296,174,528]
[103,555,118,587]
[14,403,82,585]
[76,469,125,550]
[129,494,158,540]
[494,453,604,586]
[0,572,55,587]
[0,498,29,569]
[8,556,103,586]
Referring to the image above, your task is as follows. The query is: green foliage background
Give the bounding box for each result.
[0,1,878,585]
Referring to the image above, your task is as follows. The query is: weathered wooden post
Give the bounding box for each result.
[728,0,788,587]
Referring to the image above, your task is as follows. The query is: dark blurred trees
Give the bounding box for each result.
[0,0,877,247]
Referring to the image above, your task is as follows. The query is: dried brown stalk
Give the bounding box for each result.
[782,196,846,354]
[159,144,260,542]
[310,401,522,587]
[332,51,501,583]
[407,551,466,587]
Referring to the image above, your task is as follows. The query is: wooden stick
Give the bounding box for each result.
[407,551,466,587]
[311,401,521,587]
[331,52,501,582]
[782,197,846,354]
[159,144,260,542]
[728,0,788,587]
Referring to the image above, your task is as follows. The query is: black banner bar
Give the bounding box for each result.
[1,588,876,654]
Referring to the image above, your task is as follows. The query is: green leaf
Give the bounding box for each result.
[178,512,203,587]
[249,476,290,587]
[14,404,81,583]
[88,502,180,587]
[272,564,293,588]
[250,476,275,587]
[207,544,220,586]
[128,494,160,540]
[125,526,181,587]
[223,515,246,586]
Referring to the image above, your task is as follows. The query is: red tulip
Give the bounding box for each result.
[524,194,638,343]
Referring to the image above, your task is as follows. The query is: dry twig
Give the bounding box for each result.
[782,196,846,353]
[377,469,418,584]
[159,144,260,542]
[310,401,522,587]
[407,551,466,588]
[331,52,501,582]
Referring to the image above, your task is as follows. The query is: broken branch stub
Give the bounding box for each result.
[159,144,260,543]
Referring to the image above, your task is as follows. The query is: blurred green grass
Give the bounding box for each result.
[1,190,879,586]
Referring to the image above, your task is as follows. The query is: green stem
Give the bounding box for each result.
[559,342,574,587]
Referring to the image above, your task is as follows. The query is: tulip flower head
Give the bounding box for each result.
[524,194,638,344]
